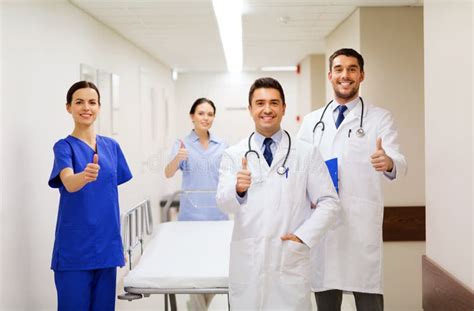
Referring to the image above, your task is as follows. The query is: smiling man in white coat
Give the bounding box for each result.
[216,77,341,310]
[297,48,407,310]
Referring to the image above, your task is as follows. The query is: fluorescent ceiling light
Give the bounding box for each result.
[212,0,242,72]
[261,66,297,72]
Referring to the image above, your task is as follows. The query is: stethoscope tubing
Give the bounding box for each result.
[312,97,365,135]
[245,130,291,176]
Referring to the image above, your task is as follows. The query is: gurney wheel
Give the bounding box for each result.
[117,292,143,301]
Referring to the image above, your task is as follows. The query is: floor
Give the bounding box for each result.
[117,292,357,310]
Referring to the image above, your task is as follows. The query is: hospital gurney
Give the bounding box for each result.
[118,192,233,311]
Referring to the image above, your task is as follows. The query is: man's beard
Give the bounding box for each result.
[335,85,359,100]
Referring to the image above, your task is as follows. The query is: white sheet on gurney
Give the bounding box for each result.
[124,220,233,289]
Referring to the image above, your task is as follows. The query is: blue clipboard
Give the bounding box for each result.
[324,157,339,193]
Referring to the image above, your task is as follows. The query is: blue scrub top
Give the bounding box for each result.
[48,135,132,271]
[170,130,228,221]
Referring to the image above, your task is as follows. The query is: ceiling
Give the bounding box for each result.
[70,0,423,72]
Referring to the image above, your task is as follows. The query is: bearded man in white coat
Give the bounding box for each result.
[216,77,341,310]
[297,48,407,311]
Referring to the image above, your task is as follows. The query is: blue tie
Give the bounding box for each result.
[263,138,273,166]
[335,105,348,129]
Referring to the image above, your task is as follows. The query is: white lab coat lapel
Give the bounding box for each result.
[264,130,290,212]
[269,130,292,173]
[248,130,291,178]
[246,135,267,183]
[316,108,338,159]
[315,99,370,165]
[337,100,367,135]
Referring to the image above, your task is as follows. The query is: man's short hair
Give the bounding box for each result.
[329,48,364,72]
[248,77,285,105]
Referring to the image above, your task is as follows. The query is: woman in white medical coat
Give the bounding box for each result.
[297,49,407,310]
[216,77,341,310]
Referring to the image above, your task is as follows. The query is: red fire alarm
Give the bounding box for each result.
[296,115,301,122]
[296,64,300,74]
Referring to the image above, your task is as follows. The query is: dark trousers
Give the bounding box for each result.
[315,290,384,311]
[54,267,117,311]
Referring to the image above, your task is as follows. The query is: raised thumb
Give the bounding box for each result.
[93,153,99,164]
[242,157,248,170]
[376,137,383,151]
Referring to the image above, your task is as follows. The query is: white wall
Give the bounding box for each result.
[298,56,313,118]
[297,54,326,114]
[325,7,425,311]
[1,2,175,310]
[0,0,3,300]
[325,9,361,103]
[424,0,473,289]
[310,55,326,111]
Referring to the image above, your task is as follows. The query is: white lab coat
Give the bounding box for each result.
[216,131,341,310]
[297,100,407,294]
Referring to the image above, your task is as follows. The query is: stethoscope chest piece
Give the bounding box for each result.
[356,127,365,137]
[277,166,287,175]
[246,130,292,178]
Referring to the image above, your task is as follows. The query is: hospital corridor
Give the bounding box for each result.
[1,0,473,310]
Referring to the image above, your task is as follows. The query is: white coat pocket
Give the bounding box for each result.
[281,240,310,284]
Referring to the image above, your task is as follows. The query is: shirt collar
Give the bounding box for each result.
[332,96,360,113]
[188,130,221,144]
[253,128,283,149]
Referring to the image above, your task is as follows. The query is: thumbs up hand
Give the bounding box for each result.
[370,137,393,172]
[84,153,100,182]
[176,140,188,161]
[236,157,252,194]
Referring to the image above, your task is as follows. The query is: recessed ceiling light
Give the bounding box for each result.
[261,66,297,72]
[212,0,243,72]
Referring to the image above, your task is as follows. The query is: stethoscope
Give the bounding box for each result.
[312,96,365,139]
[245,130,291,175]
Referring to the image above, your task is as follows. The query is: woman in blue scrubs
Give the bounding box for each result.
[165,97,228,221]
[164,98,227,310]
[48,81,132,311]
